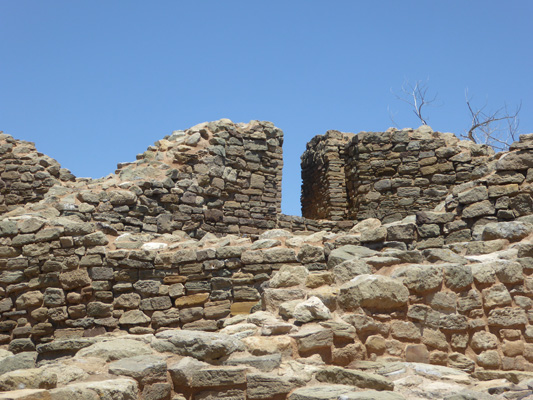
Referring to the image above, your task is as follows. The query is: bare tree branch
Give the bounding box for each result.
[391,80,522,152]
[392,79,438,126]
[387,105,400,129]
[465,90,521,150]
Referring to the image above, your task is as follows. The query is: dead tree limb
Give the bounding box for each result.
[465,90,521,150]
[392,79,438,126]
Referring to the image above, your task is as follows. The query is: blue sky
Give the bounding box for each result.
[1,1,532,216]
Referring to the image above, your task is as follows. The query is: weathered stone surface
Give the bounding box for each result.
[443,264,473,291]
[448,352,475,373]
[224,354,281,372]
[50,378,138,400]
[462,200,495,218]
[0,352,37,375]
[496,150,533,170]
[328,245,375,268]
[340,391,406,400]
[241,335,293,357]
[488,307,527,327]
[169,357,246,388]
[36,338,95,354]
[142,383,171,400]
[392,264,443,294]
[153,330,243,361]
[470,331,499,352]
[75,339,153,361]
[59,270,91,290]
[315,366,394,390]
[16,291,44,309]
[119,310,151,325]
[333,259,372,285]
[457,186,488,204]
[288,385,358,400]
[269,265,308,288]
[293,296,331,323]
[108,354,167,384]
[114,293,141,309]
[338,275,408,310]
[482,221,532,241]
[246,373,299,399]
[0,367,57,391]
[482,283,512,309]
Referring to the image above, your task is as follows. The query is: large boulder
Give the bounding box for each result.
[338,275,409,311]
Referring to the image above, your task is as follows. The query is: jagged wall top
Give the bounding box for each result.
[0,120,284,238]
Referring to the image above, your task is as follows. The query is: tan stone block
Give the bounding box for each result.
[204,300,231,320]
[305,272,334,289]
[422,328,448,351]
[405,344,429,363]
[429,350,448,365]
[502,339,524,356]
[500,329,522,340]
[477,350,501,369]
[385,339,404,357]
[163,275,187,284]
[524,343,533,362]
[365,335,386,355]
[390,320,421,340]
[0,389,50,400]
[242,336,294,357]
[174,293,209,308]
[230,301,258,315]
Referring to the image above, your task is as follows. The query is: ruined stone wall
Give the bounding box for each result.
[300,131,353,221]
[3,120,533,378]
[345,127,494,223]
[0,133,75,214]
[0,120,284,239]
[301,126,495,223]
[3,210,533,374]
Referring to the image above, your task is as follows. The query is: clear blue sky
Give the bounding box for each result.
[1,1,532,216]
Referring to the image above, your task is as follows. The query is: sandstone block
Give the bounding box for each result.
[59,270,91,290]
[108,354,167,385]
[153,330,243,361]
[391,264,442,294]
[75,338,153,361]
[315,366,394,390]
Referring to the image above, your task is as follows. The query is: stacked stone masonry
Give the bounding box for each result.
[301,130,353,221]
[1,120,533,400]
[302,125,496,223]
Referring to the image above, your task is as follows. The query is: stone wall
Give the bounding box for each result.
[2,120,533,379]
[301,131,353,221]
[0,133,75,214]
[301,126,495,223]
[3,210,533,375]
[0,120,284,239]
